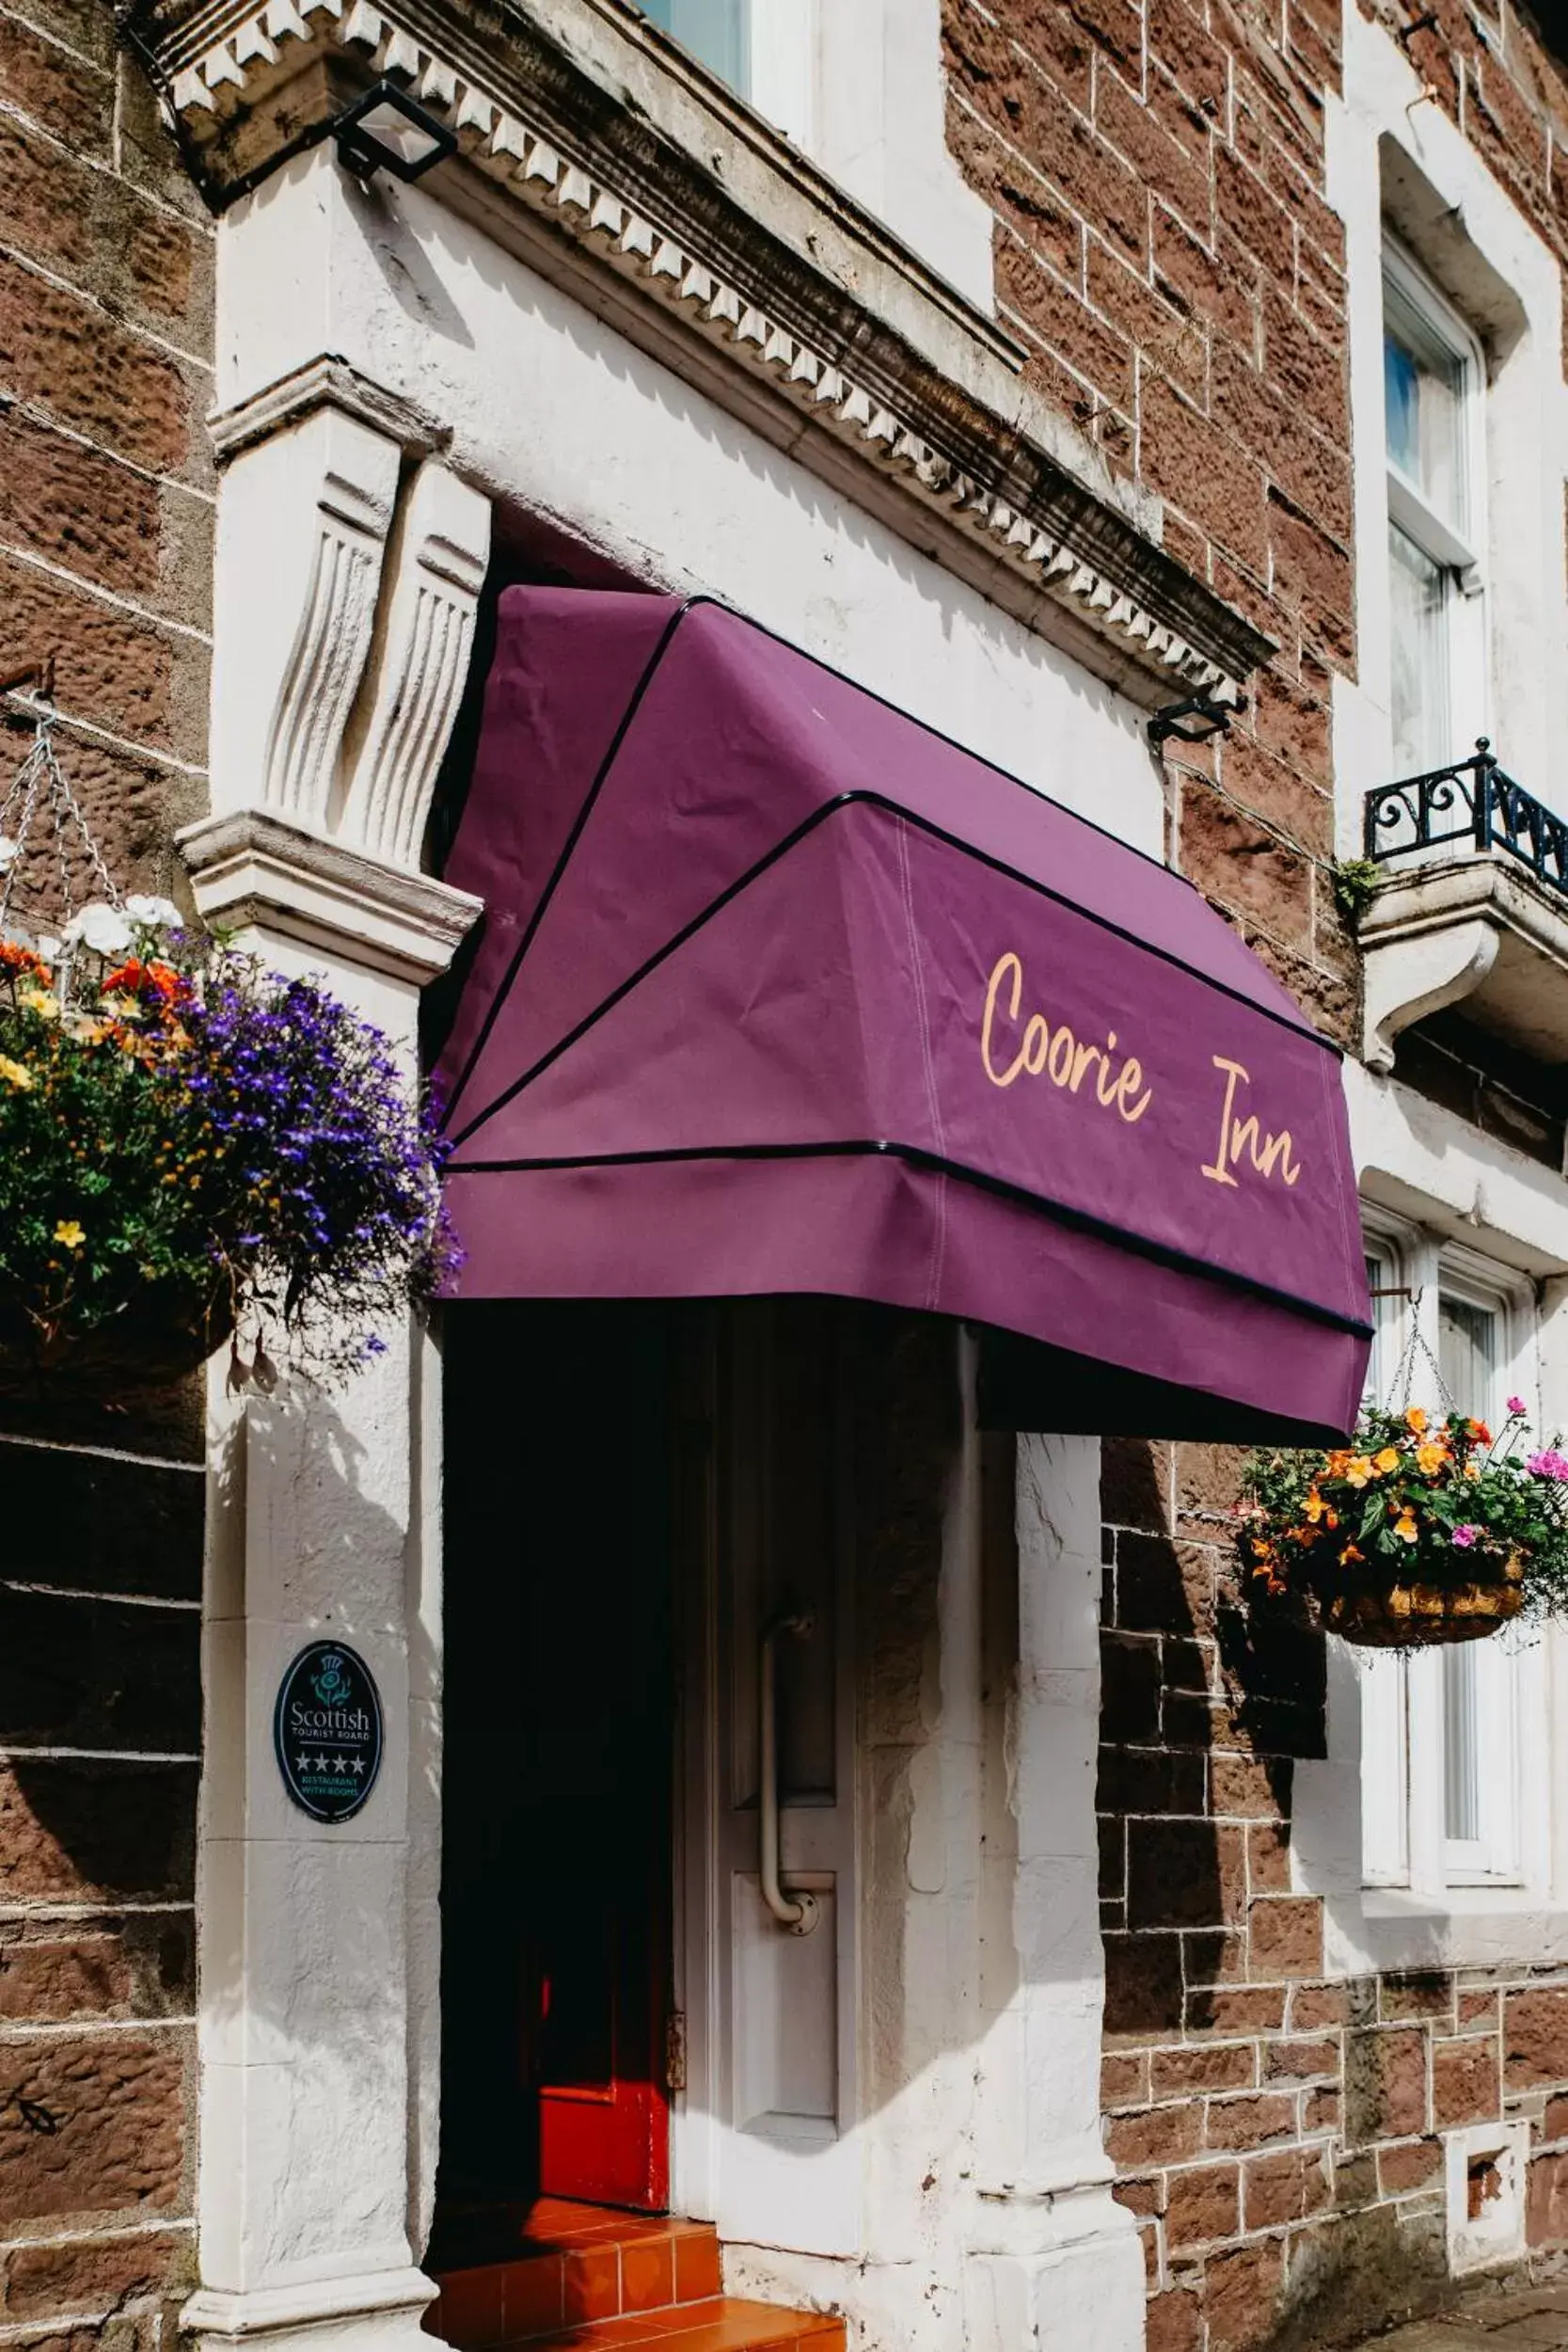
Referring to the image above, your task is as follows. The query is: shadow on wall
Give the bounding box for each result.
[0,1379,204,2326]
[1096,1437,1477,2352]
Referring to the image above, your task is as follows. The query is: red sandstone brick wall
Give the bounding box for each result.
[1100,1438,1568,2351]
[943,0,1354,1049]
[944,1,1568,2345]
[0,0,212,2337]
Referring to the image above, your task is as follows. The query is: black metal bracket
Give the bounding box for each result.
[1148,691,1241,750]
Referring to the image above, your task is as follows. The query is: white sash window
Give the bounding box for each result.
[1358,1220,1534,1894]
[1382,242,1488,775]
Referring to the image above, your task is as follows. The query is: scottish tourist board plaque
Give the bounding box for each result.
[274,1641,384,1823]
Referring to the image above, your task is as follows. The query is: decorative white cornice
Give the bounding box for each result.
[152,0,1273,704]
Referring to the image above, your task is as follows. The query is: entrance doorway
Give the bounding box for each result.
[439,1301,678,2217]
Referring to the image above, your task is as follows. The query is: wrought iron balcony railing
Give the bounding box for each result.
[1363,739,1568,901]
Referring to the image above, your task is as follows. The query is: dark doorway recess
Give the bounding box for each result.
[438,1300,677,2228]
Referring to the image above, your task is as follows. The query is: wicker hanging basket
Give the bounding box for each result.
[0,1285,235,1403]
[1323,1551,1524,1648]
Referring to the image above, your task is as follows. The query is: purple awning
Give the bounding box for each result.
[435,589,1370,1441]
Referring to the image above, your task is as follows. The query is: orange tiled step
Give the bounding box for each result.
[494,2299,844,2352]
[424,2201,842,2352]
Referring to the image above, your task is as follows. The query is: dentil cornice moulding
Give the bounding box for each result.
[135,0,1274,706]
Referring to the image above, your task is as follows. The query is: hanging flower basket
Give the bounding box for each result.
[0,688,453,1401]
[1239,1404,1568,1648]
[0,915,454,1401]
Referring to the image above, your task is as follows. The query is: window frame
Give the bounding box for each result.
[634,1,814,150]
[1380,235,1490,774]
[1355,1216,1536,1895]
[1431,1250,1528,1888]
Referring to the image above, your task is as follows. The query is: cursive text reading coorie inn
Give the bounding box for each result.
[980,951,1152,1122]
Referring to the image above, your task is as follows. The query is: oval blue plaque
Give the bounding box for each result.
[273,1641,384,1822]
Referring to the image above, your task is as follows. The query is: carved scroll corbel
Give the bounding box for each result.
[336,460,492,869]
[209,402,401,833]
[1362,915,1499,1073]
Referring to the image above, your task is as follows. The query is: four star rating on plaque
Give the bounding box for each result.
[295,1754,368,1775]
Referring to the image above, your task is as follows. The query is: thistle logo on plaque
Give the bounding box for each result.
[274,1641,384,1823]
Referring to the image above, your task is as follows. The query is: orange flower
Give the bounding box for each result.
[1338,1543,1364,1566]
[102,957,180,1005]
[1415,1441,1449,1476]
[1304,1488,1327,1521]
[1393,1510,1419,1544]
[0,941,51,984]
[1468,1419,1492,1447]
[1374,1447,1401,1474]
[1405,1406,1428,1435]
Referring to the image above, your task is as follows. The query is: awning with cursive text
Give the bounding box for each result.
[434,590,1370,1442]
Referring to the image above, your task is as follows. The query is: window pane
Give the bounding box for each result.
[1443,1644,1481,1843]
[1384,284,1467,531]
[1438,1294,1496,1849]
[1438,1294,1496,1422]
[1388,523,1449,773]
[639,0,751,94]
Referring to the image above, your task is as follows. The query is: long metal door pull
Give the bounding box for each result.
[759,1610,820,1935]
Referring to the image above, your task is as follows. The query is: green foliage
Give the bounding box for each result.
[0,922,448,1389]
[1330,857,1382,927]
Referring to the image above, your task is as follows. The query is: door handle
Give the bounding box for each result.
[759,1611,820,1935]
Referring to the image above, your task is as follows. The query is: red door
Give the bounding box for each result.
[441,1301,675,2214]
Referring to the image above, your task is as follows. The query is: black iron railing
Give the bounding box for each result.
[1364,739,1568,900]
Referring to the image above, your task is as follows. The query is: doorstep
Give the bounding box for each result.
[424,2199,844,2352]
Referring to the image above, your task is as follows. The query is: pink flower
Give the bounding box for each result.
[1452,1525,1480,1548]
[1528,1450,1568,1482]
[1508,1395,1528,1416]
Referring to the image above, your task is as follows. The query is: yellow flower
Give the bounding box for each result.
[0,1055,34,1090]
[1416,1442,1449,1476]
[1374,1447,1402,1474]
[53,1220,85,1249]
[1465,1461,1482,1480]
[1304,1488,1326,1521]
[1393,1510,1419,1544]
[17,987,58,1019]
[1405,1406,1428,1435]
[1343,1456,1375,1488]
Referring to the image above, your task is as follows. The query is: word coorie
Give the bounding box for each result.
[978,952,1302,1191]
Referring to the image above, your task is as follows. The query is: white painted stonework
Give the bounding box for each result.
[1359,852,1568,1073]
[1291,6,1568,1993]
[183,367,485,2352]
[191,66,1166,2344]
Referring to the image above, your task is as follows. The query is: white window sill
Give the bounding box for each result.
[1337,1887,1568,1972]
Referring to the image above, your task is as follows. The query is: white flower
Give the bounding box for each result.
[62,901,132,956]
[0,835,17,871]
[124,893,182,931]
